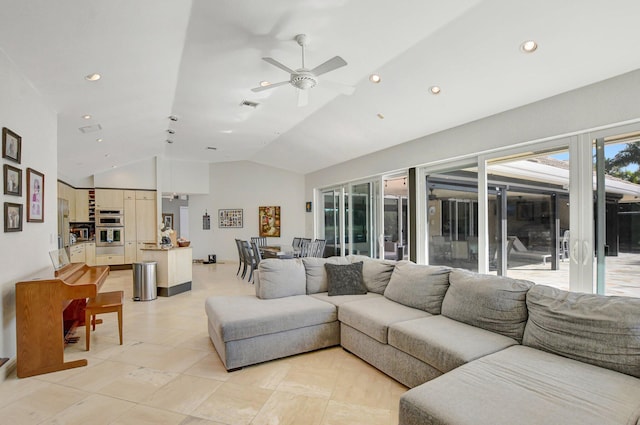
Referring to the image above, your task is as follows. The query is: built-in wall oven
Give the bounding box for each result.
[96,209,124,227]
[96,227,124,246]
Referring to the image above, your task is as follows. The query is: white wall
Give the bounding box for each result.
[188,161,306,262]
[0,50,58,367]
[93,157,156,189]
[305,68,640,233]
[160,158,209,195]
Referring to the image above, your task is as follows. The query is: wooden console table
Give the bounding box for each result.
[15,263,109,378]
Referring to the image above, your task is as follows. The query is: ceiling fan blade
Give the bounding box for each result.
[262,57,296,74]
[321,80,356,96]
[297,89,309,107]
[311,56,347,76]
[251,80,290,92]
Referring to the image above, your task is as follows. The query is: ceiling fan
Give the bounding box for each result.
[251,34,355,107]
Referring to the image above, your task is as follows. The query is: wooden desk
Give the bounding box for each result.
[15,263,109,378]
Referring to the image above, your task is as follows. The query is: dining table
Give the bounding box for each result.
[260,245,298,259]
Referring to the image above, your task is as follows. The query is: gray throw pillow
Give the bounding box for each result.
[325,262,367,296]
[302,256,350,294]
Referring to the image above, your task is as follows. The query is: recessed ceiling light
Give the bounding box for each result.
[166,129,175,134]
[377,113,385,119]
[429,86,441,95]
[220,129,233,134]
[168,115,178,121]
[85,73,101,81]
[112,165,117,169]
[369,74,381,83]
[259,81,271,87]
[520,40,538,53]
[166,139,174,144]
[104,153,110,157]
[96,138,103,142]
[82,114,92,120]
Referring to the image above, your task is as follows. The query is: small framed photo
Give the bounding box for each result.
[3,164,22,196]
[2,127,21,164]
[27,168,44,223]
[4,202,23,232]
[162,213,173,229]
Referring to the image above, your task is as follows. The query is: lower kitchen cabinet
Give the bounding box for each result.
[124,241,136,263]
[69,244,85,263]
[96,255,125,266]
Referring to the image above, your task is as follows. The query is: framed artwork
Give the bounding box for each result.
[305,201,312,213]
[162,213,174,229]
[26,168,44,223]
[4,202,22,232]
[3,164,22,196]
[2,127,21,163]
[259,206,280,237]
[218,208,243,228]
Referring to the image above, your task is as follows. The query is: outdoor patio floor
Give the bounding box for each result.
[504,252,640,298]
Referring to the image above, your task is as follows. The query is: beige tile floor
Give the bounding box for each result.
[0,262,407,425]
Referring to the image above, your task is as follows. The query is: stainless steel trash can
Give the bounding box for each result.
[133,261,157,301]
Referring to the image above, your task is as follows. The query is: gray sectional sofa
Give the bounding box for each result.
[205,255,640,425]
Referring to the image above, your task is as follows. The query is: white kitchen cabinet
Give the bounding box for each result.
[75,189,90,222]
[124,241,136,263]
[85,242,96,266]
[136,199,157,242]
[96,255,125,266]
[69,244,85,263]
[135,190,156,200]
[124,198,136,241]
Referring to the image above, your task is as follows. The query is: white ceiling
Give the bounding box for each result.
[2,0,640,183]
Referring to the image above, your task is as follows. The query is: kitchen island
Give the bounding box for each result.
[141,246,192,296]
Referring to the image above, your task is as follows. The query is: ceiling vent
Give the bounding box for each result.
[79,124,102,133]
[241,100,259,108]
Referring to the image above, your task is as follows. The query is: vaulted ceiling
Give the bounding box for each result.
[2,0,640,183]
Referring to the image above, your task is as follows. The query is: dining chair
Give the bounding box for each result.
[251,236,267,247]
[292,237,303,249]
[313,239,326,257]
[235,239,245,276]
[242,240,258,282]
[251,240,263,268]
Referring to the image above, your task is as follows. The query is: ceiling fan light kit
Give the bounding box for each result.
[250,33,353,107]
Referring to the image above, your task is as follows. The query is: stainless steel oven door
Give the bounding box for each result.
[96,227,124,246]
[96,209,124,227]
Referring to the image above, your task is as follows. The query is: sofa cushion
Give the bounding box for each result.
[325,262,367,296]
[383,261,450,314]
[388,315,518,373]
[310,291,382,306]
[399,345,640,425]
[254,258,306,299]
[523,285,640,378]
[347,255,396,294]
[303,256,350,294]
[205,295,337,342]
[441,269,534,343]
[338,297,431,344]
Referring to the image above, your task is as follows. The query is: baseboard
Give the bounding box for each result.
[0,356,17,383]
[157,281,192,297]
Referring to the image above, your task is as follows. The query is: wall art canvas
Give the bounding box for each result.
[259,206,280,237]
[27,168,44,222]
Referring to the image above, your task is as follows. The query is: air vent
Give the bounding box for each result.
[206,147,217,151]
[79,124,102,133]
[241,100,259,108]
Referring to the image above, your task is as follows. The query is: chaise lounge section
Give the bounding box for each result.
[204,255,640,424]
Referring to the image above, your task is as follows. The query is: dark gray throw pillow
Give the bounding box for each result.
[325,262,367,296]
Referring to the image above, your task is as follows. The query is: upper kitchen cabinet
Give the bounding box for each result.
[136,191,156,200]
[95,189,124,209]
[123,190,136,200]
[57,181,76,221]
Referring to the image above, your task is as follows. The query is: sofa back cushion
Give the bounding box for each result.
[383,261,450,314]
[523,285,640,378]
[255,258,306,299]
[347,255,396,294]
[442,270,534,343]
[302,256,350,294]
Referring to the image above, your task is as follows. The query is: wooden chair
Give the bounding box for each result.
[85,290,123,351]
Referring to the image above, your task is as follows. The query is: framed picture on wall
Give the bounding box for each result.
[162,213,174,229]
[2,127,21,163]
[3,164,22,196]
[26,168,44,223]
[4,202,23,232]
[259,206,280,237]
[218,208,243,228]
